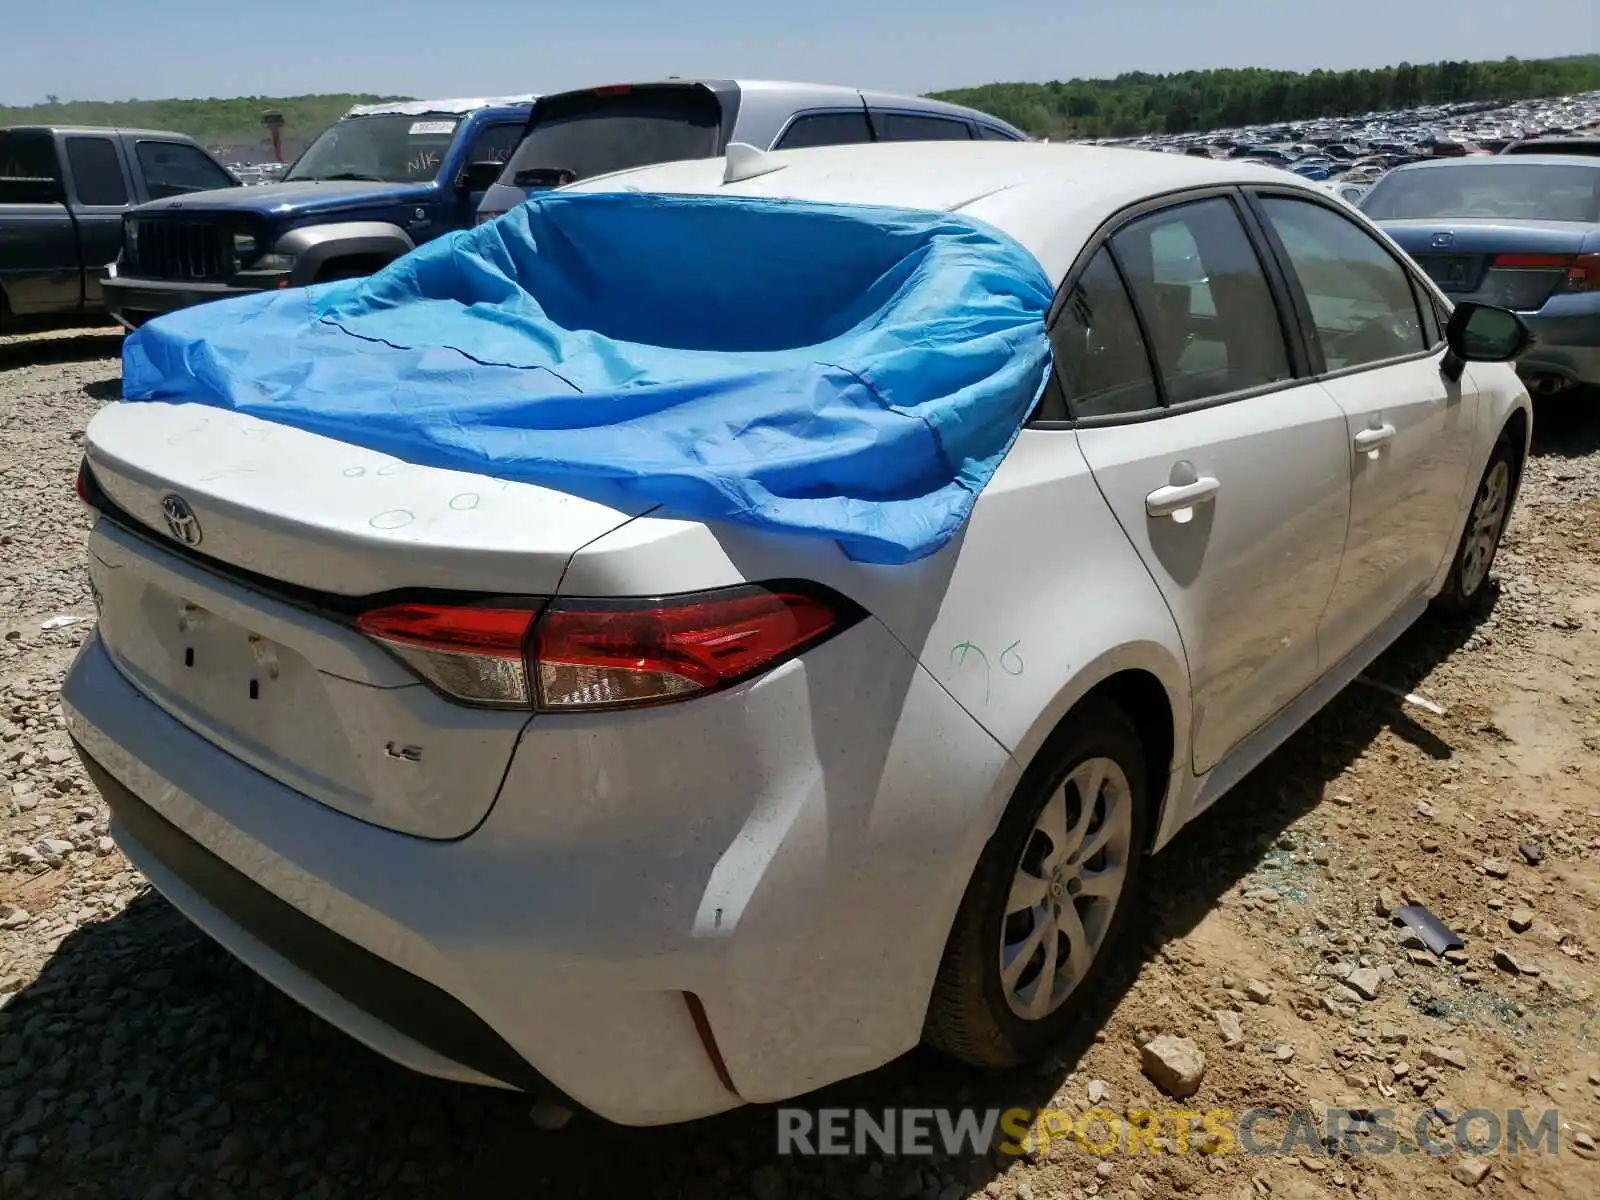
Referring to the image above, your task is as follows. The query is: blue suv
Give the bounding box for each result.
[102,96,535,328]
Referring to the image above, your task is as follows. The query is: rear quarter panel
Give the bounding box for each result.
[543,428,1191,1098]
[561,427,1192,806]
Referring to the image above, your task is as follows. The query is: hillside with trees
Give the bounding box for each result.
[931,54,1600,139]
[0,93,405,162]
[2,54,1597,161]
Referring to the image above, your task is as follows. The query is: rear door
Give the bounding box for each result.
[1066,191,1353,774]
[60,133,134,307]
[0,129,81,314]
[1249,190,1479,667]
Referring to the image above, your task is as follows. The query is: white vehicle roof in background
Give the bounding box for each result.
[568,140,1337,283]
[344,96,539,118]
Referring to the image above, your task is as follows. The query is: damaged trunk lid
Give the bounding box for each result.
[81,401,647,839]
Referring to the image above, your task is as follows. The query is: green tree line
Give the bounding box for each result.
[930,54,1600,139]
[2,53,1597,158]
[0,94,406,161]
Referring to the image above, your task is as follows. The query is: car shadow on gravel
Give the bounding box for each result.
[1531,388,1600,461]
[0,333,123,373]
[81,379,122,403]
[0,605,1489,1200]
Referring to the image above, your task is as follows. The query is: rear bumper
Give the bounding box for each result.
[64,616,1016,1124]
[74,741,555,1096]
[102,272,287,330]
[1517,300,1600,387]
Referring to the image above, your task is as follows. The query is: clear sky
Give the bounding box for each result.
[3,0,1596,106]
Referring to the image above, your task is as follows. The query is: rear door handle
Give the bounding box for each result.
[1146,476,1221,518]
[1353,422,1397,452]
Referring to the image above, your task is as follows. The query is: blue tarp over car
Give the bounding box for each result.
[120,192,1054,564]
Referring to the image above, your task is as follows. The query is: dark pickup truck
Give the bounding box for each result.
[0,126,237,330]
[101,97,535,328]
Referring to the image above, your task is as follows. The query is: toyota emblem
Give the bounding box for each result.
[160,494,202,546]
[1431,231,1455,248]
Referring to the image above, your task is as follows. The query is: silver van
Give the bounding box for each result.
[475,78,1028,222]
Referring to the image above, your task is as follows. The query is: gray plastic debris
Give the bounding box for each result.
[1395,905,1464,956]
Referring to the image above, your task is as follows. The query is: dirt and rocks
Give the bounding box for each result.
[3,325,1600,1199]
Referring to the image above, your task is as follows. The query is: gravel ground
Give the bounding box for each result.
[4,326,1600,1200]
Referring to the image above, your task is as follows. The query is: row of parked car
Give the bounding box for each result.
[0,79,1026,333]
[4,77,1598,395]
[1099,90,1600,204]
[1095,94,1600,394]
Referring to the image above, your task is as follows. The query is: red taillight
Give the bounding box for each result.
[1562,253,1600,292]
[75,459,96,508]
[1489,252,1600,294]
[1491,253,1574,270]
[533,589,843,711]
[355,586,854,711]
[590,84,635,96]
[355,604,538,707]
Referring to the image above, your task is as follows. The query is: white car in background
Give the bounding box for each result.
[66,141,1532,1127]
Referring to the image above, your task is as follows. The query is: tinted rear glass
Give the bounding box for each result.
[504,87,722,186]
[65,136,128,206]
[0,130,60,203]
[1361,163,1600,223]
[1504,140,1600,157]
[775,111,872,150]
[0,130,58,181]
[874,112,973,142]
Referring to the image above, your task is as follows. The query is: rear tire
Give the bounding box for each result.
[924,699,1150,1068]
[1434,433,1519,614]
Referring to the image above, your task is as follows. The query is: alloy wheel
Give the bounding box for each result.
[999,756,1134,1020]
[1460,458,1511,597]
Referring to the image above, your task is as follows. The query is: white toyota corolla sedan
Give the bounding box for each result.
[64,141,1533,1127]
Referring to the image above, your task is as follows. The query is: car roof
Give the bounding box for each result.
[1386,153,1600,173]
[2,125,198,139]
[345,96,539,118]
[527,78,1027,138]
[564,140,1332,281]
[1510,135,1600,148]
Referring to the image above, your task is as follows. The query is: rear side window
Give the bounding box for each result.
[1052,248,1160,418]
[873,112,973,142]
[977,125,1021,142]
[135,141,233,199]
[503,87,722,185]
[0,130,58,181]
[64,136,128,206]
[774,111,873,150]
[1259,196,1425,372]
[1112,197,1291,406]
[0,130,59,203]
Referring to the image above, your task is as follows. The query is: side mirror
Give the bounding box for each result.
[1440,301,1533,382]
[455,160,505,193]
